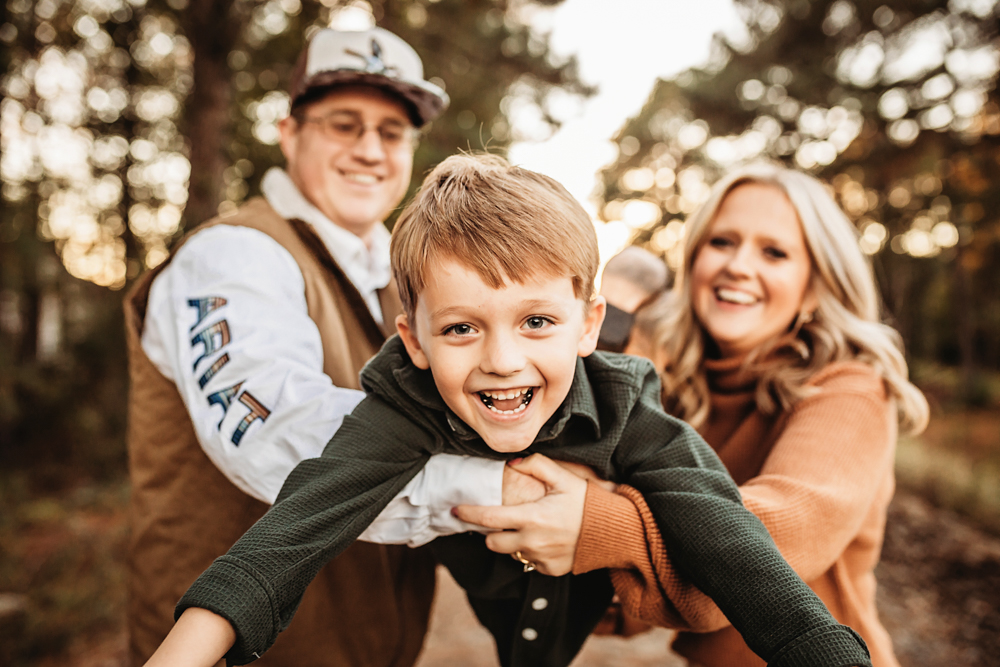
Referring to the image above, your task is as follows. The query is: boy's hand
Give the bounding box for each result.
[143,607,235,667]
[454,453,589,577]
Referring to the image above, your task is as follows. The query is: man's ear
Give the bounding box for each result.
[395,313,430,369]
[577,296,607,357]
[277,115,299,165]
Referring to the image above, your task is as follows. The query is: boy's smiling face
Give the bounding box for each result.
[396,255,606,453]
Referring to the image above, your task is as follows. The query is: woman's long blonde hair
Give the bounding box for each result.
[653,162,928,435]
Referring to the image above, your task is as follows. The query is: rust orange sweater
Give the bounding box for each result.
[573,358,900,667]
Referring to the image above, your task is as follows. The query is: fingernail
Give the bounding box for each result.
[507,457,523,466]
[450,507,459,516]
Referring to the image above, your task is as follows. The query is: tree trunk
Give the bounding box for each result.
[954,250,978,403]
[181,0,241,228]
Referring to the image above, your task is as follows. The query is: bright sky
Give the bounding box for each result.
[508,0,742,216]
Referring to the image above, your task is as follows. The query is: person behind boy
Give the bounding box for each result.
[124,28,508,666]
[596,246,668,353]
[144,155,872,667]
[625,290,675,361]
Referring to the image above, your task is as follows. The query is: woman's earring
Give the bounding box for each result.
[790,309,813,335]
[790,310,815,359]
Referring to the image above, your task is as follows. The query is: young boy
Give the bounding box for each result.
[147,155,871,667]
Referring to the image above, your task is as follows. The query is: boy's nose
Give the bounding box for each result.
[481,335,526,377]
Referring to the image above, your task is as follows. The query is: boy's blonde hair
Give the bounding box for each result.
[391,154,599,318]
[656,162,929,435]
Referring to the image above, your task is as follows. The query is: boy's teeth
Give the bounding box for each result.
[487,388,525,400]
[717,288,757,305]
[478,387,533,414]
[487,403,527,415]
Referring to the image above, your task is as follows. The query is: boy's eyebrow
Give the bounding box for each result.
[429,305,476,320]
[429,298,568,321]
[517,298,567,312]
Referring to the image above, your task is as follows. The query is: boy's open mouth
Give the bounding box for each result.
[477,388,534,415]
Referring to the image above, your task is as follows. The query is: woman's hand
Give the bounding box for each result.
[455,454,606,576]
[501,460,547,505]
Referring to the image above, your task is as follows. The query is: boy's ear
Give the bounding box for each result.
[395,313,431,369]
[577,296,607,358]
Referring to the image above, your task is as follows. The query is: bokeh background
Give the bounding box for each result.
[1,0,998,665]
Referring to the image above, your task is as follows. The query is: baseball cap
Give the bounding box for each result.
[289,27,449,127]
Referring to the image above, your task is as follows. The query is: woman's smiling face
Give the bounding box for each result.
[690,182,816,358]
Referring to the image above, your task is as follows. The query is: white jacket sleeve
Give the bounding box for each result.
[141,225,501,542]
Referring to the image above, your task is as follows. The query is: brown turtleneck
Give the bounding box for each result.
[573,359,900,667]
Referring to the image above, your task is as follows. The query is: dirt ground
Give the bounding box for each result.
[4,489,1000,666]
[875,492,1000,667]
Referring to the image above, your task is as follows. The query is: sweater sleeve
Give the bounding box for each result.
[176,394,434,665]
[577,363,892,645]
[590,363,872,666]
[741,365,895,581]
[573,482,728,632]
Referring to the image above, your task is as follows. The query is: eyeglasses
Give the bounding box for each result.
[301,111,416,149]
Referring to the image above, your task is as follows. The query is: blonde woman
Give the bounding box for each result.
[571,162,929,667]
[458,162,926,667]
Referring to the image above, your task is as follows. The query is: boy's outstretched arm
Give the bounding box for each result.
[171,394,436,665]
[144,608,235,667]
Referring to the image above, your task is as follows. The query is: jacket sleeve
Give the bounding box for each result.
[573,481,727,632]
[175,395,434,665]
[577,364,892,650]
[604,365,872,667]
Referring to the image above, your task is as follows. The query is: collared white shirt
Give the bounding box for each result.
[262,168,392,324]
[141,172,502,547]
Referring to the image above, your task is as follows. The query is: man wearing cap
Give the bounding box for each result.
[125,27,504,666]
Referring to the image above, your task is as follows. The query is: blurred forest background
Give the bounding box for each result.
[1,0,999,665]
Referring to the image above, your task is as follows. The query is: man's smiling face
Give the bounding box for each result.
[396,256,605,453]
[278,86,414,242]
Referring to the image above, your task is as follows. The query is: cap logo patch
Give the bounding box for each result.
[345,39,399,77]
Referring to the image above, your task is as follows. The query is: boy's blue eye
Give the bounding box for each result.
[524,316,550,330]
[446,323,474,336]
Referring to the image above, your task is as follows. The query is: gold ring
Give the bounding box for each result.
[512,551,536,573]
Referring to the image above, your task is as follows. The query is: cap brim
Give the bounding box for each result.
[295,70,449,127]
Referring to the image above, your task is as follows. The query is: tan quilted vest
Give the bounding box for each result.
[123,198,435,667]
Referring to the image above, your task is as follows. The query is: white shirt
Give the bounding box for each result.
[141,170,502,547]
[262,168,393,324]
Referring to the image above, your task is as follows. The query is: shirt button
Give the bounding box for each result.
[531,597,548,611]
[521,627,538,641]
